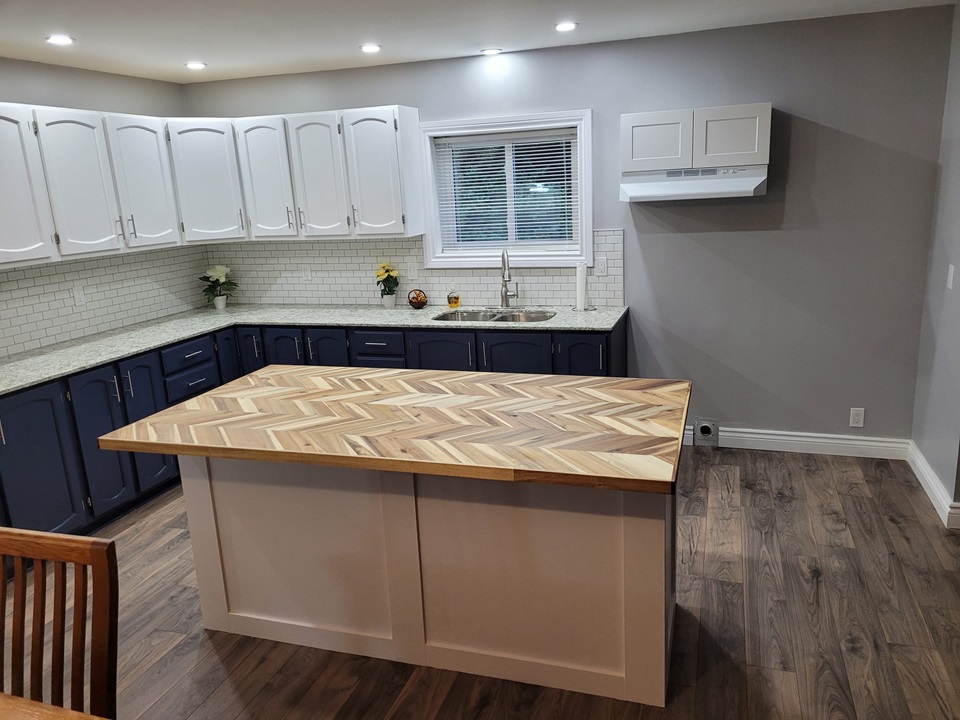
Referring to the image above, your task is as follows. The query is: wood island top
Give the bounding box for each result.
[99,365,692,493]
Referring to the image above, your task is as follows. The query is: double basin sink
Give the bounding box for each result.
[433,309,557,323]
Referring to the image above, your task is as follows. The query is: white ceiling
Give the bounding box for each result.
[0,0,950,83]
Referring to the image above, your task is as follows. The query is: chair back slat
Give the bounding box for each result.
[11,556,27,696]
[71,563,87,714]
[30,559,47,702]
[0,528,117,719]
[51,561,67,707]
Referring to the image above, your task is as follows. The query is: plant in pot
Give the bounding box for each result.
[200,265,238,310]
[375,262,399,308]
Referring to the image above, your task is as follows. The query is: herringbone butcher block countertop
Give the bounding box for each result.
[100,365,691,493]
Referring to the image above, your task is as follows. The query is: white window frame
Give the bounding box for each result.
[421,109,593,269]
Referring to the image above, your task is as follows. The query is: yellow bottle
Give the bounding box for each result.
[447,290,461,309]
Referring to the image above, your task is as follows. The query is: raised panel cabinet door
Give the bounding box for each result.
[117,352,178,492]
[304,328,349,366]
[215,328,243,383]
[0,104,57,264]
[237,326,266,374]
[0,382,89,532]
[692,103,771,168]
[263,327,305,365]
[104,114,181,249]
[620,109,694,172]
[553,333,608,376]
[68,366,137,516]
[234,116,298,238]
[408,331,476,371]
[284,113,351,237]
[167,119,246,243]
[34,107,124,256]
[479,332,553,374]
[341,107,405,235]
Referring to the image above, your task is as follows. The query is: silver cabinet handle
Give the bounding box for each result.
[286,207,293,229]
[307,337,315,361]
[115,216,126,241]
[124,370,135,397]
[184,350,203,359]
[298,208,306,230]
[188,377,207,387]
[482,342,488,368]
[253,336,261,358]
[127,214,138,239]
[0,419,6,446]
[468,341,473,367]
[238,208,245,231]
[111,375,122,402]
[294,336,302,360]
[600,344,605,371]
[365,342,387,346]
[352,205,359,227]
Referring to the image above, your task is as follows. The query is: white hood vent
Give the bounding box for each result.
[619,166,767,202]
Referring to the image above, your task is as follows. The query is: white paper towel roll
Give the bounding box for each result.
[576,262,587,311]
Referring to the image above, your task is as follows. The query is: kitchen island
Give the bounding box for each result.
[100,364,690,706]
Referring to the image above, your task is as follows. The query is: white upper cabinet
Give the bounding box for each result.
[104,114,181,249]
[34,108,123,257]
[234,116,297,238]
[0,104,57,265]
[620,109,693,173]
[285,112,350,237]
[342,107,406,236]
[167,119,246,243]
[692,103,771,169]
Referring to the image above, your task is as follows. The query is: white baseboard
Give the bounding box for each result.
[907,441,960,529]
[683,425,910,460]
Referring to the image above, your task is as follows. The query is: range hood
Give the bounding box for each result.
[619,166,767,202]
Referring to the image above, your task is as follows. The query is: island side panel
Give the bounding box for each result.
[178,456,426,664]
[415,474,672,705]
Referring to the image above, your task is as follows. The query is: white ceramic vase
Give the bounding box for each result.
[382,294,397,309]
[213,296,227,311]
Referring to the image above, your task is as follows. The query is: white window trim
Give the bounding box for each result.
[421,109,593,269]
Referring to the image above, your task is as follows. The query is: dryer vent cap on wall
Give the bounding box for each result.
[693,417,719,447]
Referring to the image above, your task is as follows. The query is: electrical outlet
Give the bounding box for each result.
[949,264,955,290]
[596,257,608,276]
[72,285,86,306]
[849,407,864,428]
[300,266,311,281]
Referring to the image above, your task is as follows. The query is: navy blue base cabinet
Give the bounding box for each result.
[68,366,138,516]
[237,326,266,374]
[305,328,349,366]
[479,332,553,374]
[118,352,177,492]
[263,327,306,365]
[0,382,89,532]
[408,331,476,371]
[215,329,242,384]
[553,333,609,376]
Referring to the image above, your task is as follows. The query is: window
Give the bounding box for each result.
[422,110,592,268]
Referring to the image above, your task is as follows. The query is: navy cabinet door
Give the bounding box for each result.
[408,331,476,371]
[305,329,349,366]
[215,329,242,383]
[118,353,178,492]
[263,327,305,365]
[479,332,553,374]
[0,382,89,532]
[553,333,609,376]
[68,366,137,516]
[237,326,266,374]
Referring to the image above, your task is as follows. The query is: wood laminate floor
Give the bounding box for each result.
[16,448,960,719]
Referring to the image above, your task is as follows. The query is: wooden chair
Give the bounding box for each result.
[0,528,118,719]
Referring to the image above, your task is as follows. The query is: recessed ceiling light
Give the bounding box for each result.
[360,44,381,53]
[185,61,207,70]
[481,48,502,56]
[555,22,578,32]
[46,35,74,46]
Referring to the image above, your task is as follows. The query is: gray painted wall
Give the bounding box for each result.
[0,57,184,115]
[184,7,951,439]
[914,10,960,500]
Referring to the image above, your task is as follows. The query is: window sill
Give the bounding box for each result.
[423,250,592,270]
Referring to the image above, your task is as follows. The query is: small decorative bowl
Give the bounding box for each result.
[407,289,428,309]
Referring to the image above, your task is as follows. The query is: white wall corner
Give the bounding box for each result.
[907,441,960,529]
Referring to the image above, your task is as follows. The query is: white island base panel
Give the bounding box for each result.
[178,455,676,707]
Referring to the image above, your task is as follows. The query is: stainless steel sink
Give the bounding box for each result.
[433,310,503,322]
[493,310,557,322]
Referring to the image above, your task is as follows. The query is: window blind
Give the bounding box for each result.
[433,128,580,253]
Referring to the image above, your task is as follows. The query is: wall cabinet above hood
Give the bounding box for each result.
[619,102,771,202]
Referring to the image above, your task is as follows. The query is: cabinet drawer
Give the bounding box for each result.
[161,336,216,375]
[352,355,406,369]
[350,330,404,356]
[165,359,219,404]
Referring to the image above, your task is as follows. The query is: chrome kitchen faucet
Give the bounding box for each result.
[500,249,518,308]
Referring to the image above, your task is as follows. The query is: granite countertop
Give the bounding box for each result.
[0,303,628,396]
[100,363,687,493]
